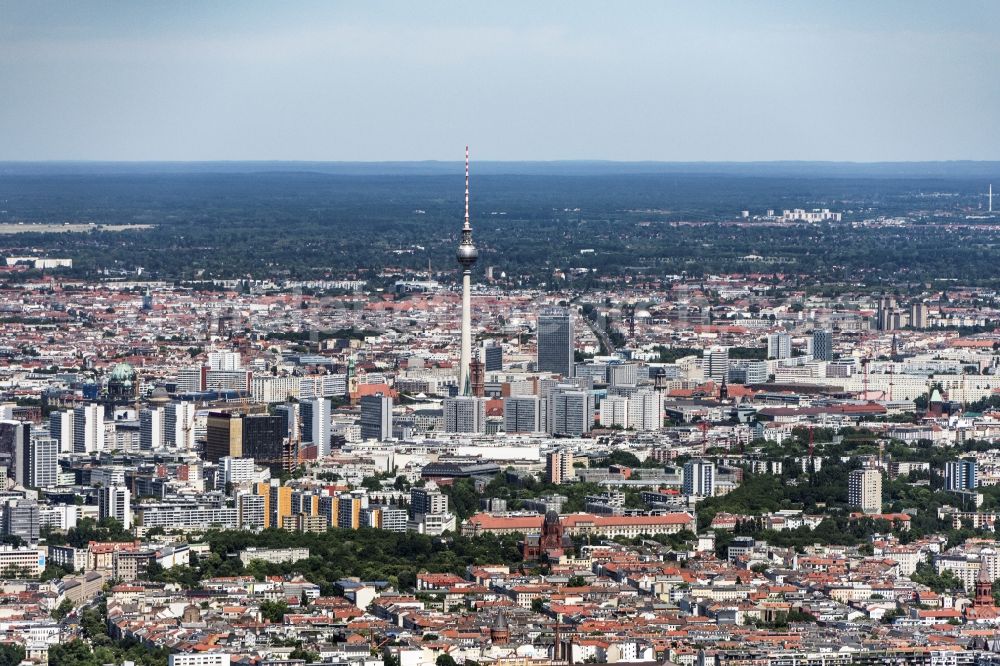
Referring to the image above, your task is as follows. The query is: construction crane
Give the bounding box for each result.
[861,357,870,402]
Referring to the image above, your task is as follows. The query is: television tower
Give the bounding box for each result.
[457,146,478,395]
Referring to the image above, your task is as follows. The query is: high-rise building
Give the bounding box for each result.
[4,499,39,544]
[705,347,730,383]
[483,342,503,372]
[443,396,486,433]
[609,363,638,388]
[220,456,257,485]
[274,403,299,439]
[337,491,368,529]
[238,493,266,531]
[766,333,791,360]
[457,146,479,395]
[729,360,769,385]
[848,469,882,514]
[628,391,662,431]
[300,398,332,457]
[683,459,715,497]
[73,404,105,454]
[503,395,544,433]
[208,351,242,371]
[265,481,292,530]
[49,410,74,454]
[99,485,132,529]
[242,415,286,475]
[411,486,449,515]
[550,390,593,436]
[374,506,408,532]
[205,411,244,462]
[164,402,195,451]
[537,307,574,378]
[945,458,977,491]
[546,449,575,485]
[27,437,57,489]
[910,302,929,329]
[139,407,164,451]
[0,420,29,485]
[812,329,834,362]
[599,396,629,429]
[876,296,897,331]
[360,395,393,442]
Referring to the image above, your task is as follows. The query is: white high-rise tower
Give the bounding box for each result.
[456,146,478,395]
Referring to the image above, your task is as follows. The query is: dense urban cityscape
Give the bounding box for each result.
[0,150,998,666]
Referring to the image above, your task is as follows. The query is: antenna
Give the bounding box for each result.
[464,145,471,231]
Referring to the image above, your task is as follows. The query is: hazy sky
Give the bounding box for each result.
[2,1,999,161]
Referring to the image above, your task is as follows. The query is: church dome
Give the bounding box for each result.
[109,362,136,384]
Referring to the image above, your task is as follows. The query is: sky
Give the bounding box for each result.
[1,1,999,162]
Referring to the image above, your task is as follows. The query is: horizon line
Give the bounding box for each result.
[3,158,1000,165]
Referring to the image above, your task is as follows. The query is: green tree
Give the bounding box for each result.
[260,599,289,623]
[51,597,75,621]
[0,644,24,666]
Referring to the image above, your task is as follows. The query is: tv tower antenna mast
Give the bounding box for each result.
[456,146,478,395]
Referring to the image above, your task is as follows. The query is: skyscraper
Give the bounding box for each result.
[241,415,286,475]
[0,420,29,485]
[550,390,593,436]
[27,437,57,489]
[812,329,834,362]
[49,410,74,454]
[457,146,478,395]
[360,395,393,441]
[205,411,244,462]
[537,307,574,378]
[483,342,503,372]
[208,350,242,371]
[73,404,105,454]
[300,398,332,457]
[139,407,164,451]
[705,347,730,382]
[164,402,195,451]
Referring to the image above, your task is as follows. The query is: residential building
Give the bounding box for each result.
[546,449,575,485]
[99,485,132,530]
[848,469,882,514]
[813,329,834,362]
[945,458,977,491]
[683,459,715,497]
